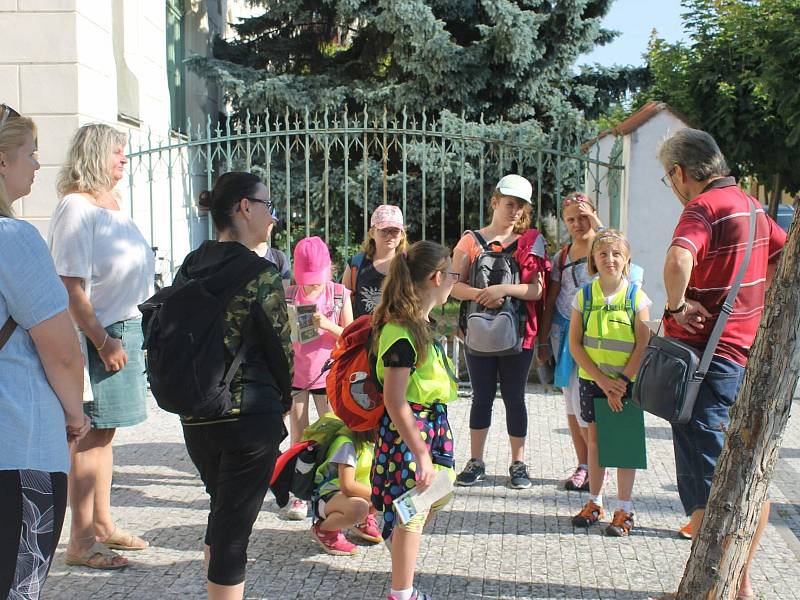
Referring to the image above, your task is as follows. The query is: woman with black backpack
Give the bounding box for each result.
[450,174,549,490]
[176,172,293,600]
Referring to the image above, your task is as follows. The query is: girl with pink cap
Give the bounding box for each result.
[282,236,354,520]
[343,204,408,317]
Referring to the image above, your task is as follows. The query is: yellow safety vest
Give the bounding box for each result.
[315,433,375,498]
[577,279,641,381]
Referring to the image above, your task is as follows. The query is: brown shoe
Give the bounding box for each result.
[605,509,634,537]
[571,500,604,528]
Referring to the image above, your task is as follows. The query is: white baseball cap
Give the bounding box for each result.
[496,174,533,204]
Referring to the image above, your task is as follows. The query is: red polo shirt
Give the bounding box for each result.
[665,177,786,366]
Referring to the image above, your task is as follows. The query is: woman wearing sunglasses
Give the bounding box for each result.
[537,192,605,492]
[0,104,90,598]
[49,124,155,569]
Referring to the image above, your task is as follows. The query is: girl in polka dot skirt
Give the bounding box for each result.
[370,241,459,600]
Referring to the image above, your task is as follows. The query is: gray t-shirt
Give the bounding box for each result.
[0,218,70,473]
[264,246,291,280]
[551,245,593,320]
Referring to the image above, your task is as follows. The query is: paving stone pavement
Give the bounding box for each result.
[45,386,800,600]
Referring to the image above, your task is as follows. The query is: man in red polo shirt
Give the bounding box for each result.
[658,128,786,599]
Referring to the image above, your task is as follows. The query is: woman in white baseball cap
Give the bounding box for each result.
[450,174,549,491]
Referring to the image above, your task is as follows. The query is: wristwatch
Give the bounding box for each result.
[666,303,686,314]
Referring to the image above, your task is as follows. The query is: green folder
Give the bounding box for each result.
[594,397,647,469]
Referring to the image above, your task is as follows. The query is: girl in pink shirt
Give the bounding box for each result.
[282,237,354,520]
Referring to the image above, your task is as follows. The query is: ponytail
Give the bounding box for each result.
[372,240,450,363]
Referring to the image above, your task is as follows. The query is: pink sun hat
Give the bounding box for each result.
[293,236,332,285]
[370,204,405,230]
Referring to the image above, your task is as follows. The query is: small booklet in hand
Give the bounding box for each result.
[392,470,454,525]
[287,303,320,344]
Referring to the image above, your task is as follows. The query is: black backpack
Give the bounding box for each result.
[138,251,269,418]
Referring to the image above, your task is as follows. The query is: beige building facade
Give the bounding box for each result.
[0,0,242,266]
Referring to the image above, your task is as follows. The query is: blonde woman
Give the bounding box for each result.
[0,105,89,598]
[49,124,154,569]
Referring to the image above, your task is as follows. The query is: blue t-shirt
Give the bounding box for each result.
[0,218,70,473]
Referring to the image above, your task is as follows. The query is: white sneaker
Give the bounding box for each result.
[281,498,308,521]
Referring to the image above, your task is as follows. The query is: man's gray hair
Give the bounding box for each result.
[658,128,730,181]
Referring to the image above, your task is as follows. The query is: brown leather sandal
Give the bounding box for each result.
[65,542,128,570]
[99,526,149,551]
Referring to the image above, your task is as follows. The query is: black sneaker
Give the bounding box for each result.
[455,458,485,486]
[508,461,532,489]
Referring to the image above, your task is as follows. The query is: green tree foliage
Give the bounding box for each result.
[188,0,636,253]
[641,0,800,196]
[195,0,617,130]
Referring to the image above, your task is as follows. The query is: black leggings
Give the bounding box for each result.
[0,470,67,599]
[183,416,282,586]
[465,348,534,438]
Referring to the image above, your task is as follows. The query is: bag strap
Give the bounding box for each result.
[433,339,458,384]
[221,307,256,391]
[349,252,366,290]
[625,282,639,330]
[286,284,298,304]
[695,196,757,378]
[581,283,592,330]
[0,316,18,351]
[469,230,492,252]
[559,244,571,270]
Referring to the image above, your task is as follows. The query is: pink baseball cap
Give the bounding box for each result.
[370,204,405,230]
[293,236,331,285]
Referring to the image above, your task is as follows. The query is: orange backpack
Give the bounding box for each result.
[325,315,384,431]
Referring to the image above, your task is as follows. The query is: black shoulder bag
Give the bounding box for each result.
[632,196,756,424]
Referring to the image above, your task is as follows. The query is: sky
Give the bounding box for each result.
[577,0,687,68]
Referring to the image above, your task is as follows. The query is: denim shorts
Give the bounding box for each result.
[670,356,745,516]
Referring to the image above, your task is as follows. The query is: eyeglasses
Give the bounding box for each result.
[246,197,274,211]
[0,103,20,128]
[439,270,460,282]
[660,167,677,188]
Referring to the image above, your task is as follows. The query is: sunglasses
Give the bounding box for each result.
[561,193,592,208]
[0,103,20,128]
[246,197,275,211]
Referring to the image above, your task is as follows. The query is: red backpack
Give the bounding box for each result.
[325,315,384,431]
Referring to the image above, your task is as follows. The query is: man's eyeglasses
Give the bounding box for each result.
[660,167,677,188]
[0,103,20,128]
[246,197,274,211]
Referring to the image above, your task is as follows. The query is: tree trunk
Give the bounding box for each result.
[675,207,800,598]
[768,173,781,220]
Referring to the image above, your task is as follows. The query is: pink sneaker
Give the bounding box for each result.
[387,590,432,600]
[350,513,382,543]
[564,465,589,491]
[310,522,357,555]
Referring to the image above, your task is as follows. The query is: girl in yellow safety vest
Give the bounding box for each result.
[371,240,459,600]
[567,230,652,537]
[310,424,382,555]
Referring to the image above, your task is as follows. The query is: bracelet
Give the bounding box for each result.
[96,333,110,352]
[618,373,632,385]
[666,303,686,314]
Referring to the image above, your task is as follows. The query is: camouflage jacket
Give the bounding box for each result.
[222,265,294,415]
[178,243,293,425]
